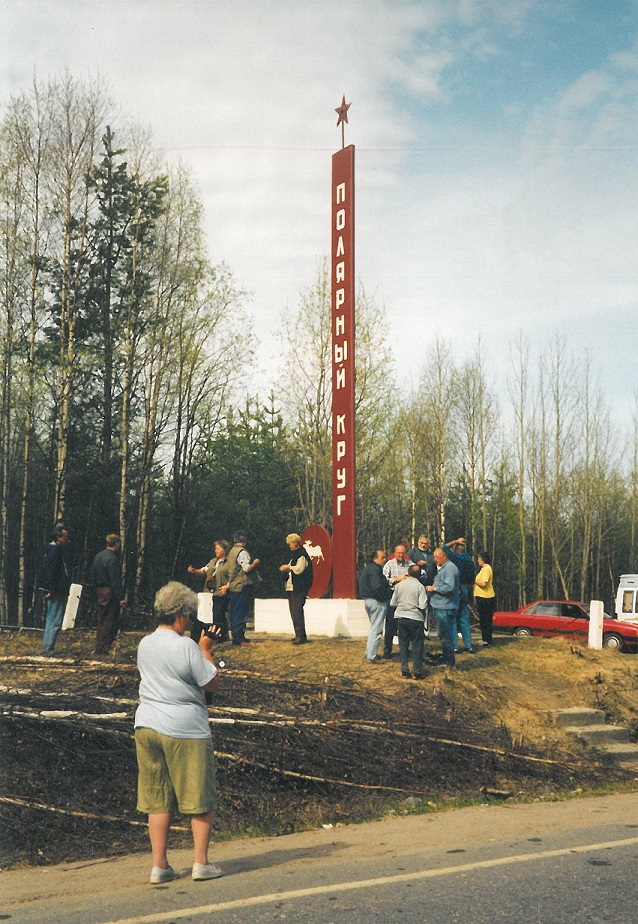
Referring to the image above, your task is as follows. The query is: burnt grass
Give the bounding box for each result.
[0,631,631,869]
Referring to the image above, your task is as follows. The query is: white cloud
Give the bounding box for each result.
[1,0,637,416]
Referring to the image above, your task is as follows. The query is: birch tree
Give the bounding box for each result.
[419,338,456,543]
[47,74,108,522]
[509,333,530,604]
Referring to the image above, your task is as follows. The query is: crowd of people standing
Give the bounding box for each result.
[37,523,494,672]
[359,536,496,678]
[34,524,497,885]
[187,532,262,647]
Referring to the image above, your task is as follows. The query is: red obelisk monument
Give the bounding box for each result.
[253,98,368,638]
[331,96,356,598]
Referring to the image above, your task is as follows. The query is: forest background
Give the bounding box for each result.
[0,74,636,627]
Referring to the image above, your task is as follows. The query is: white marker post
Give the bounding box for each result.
[588,600,604,649]
[197,593,214,625]
[62,583,82,630]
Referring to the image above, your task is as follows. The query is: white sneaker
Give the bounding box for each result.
[192,862,225,881]
[150,865,180,884]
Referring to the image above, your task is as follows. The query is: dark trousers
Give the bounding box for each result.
[287,591,307,640]
[397,617,425,675]
[94,586,120,655]
[383,603,397,657]
[476,596,496,644]
[213,595,230,640]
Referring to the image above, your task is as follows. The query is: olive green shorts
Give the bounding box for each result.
[135,727,218,815]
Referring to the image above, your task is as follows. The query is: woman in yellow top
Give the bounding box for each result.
[474,551,496,646]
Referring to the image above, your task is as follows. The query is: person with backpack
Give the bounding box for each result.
[442,538,476,654]
[279,533,313,645]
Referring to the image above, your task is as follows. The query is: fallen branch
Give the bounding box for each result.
[0,795,188,830]
[1,707,584,771]
[214,751,432,795]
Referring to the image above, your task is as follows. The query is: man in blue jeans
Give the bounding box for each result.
[443,537,476,654]
[359,549,390,662]
[38,525,71,655]
[426,547,460,668]
[222,533,261,646]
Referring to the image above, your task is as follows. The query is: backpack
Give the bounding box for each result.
[457,555,477,586]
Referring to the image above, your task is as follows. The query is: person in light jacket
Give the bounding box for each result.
[426,547,460,668]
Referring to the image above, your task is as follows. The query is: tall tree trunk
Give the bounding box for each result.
[0,166,20,622]
[510,335,528,605]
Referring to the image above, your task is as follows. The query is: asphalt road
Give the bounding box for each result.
[4,791,638,924]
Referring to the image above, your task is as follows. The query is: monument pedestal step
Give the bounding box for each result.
[254,598,368,638]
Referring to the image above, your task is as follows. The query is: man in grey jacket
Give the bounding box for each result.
[390,564,428,679]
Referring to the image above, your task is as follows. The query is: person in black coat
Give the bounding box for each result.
[38,525,71,655]
[279,533,313,645]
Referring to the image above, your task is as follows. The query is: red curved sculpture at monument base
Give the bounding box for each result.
[301,524,333,599]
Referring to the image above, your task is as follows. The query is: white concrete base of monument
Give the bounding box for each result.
[254,597,368,638]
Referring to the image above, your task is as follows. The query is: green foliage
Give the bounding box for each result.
[167,395,297,596]
[0,72,636,627]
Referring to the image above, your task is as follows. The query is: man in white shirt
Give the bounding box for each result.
[382,543,412,659]
[391,564,428,678]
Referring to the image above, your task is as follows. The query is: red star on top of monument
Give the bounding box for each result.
[335,95,351,127]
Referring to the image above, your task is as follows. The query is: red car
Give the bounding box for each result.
[492,600,638,652]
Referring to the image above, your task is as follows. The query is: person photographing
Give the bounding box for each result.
[134,581,224,884]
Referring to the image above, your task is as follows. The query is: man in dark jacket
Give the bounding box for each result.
[279,533,313,645]
[91,534,125,655]
[408,535,436,634]
[408,535,436,585]
[442,537,476,654]
[359,549,390,662]
[39,525,71,655]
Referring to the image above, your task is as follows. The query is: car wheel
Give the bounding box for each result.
[602,633,624,651]
[513,627,533,638]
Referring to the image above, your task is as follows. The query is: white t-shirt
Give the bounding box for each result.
[134,628,217,738]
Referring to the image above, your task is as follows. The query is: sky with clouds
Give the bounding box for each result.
[2,0,637,417]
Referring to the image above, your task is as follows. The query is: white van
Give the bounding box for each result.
[615,575,638,622]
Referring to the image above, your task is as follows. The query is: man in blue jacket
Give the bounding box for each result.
[426,547,460,668]
[443,537,476,654]
[38,525,71,655]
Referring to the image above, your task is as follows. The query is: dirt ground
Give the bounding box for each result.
[2,626,637,871]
